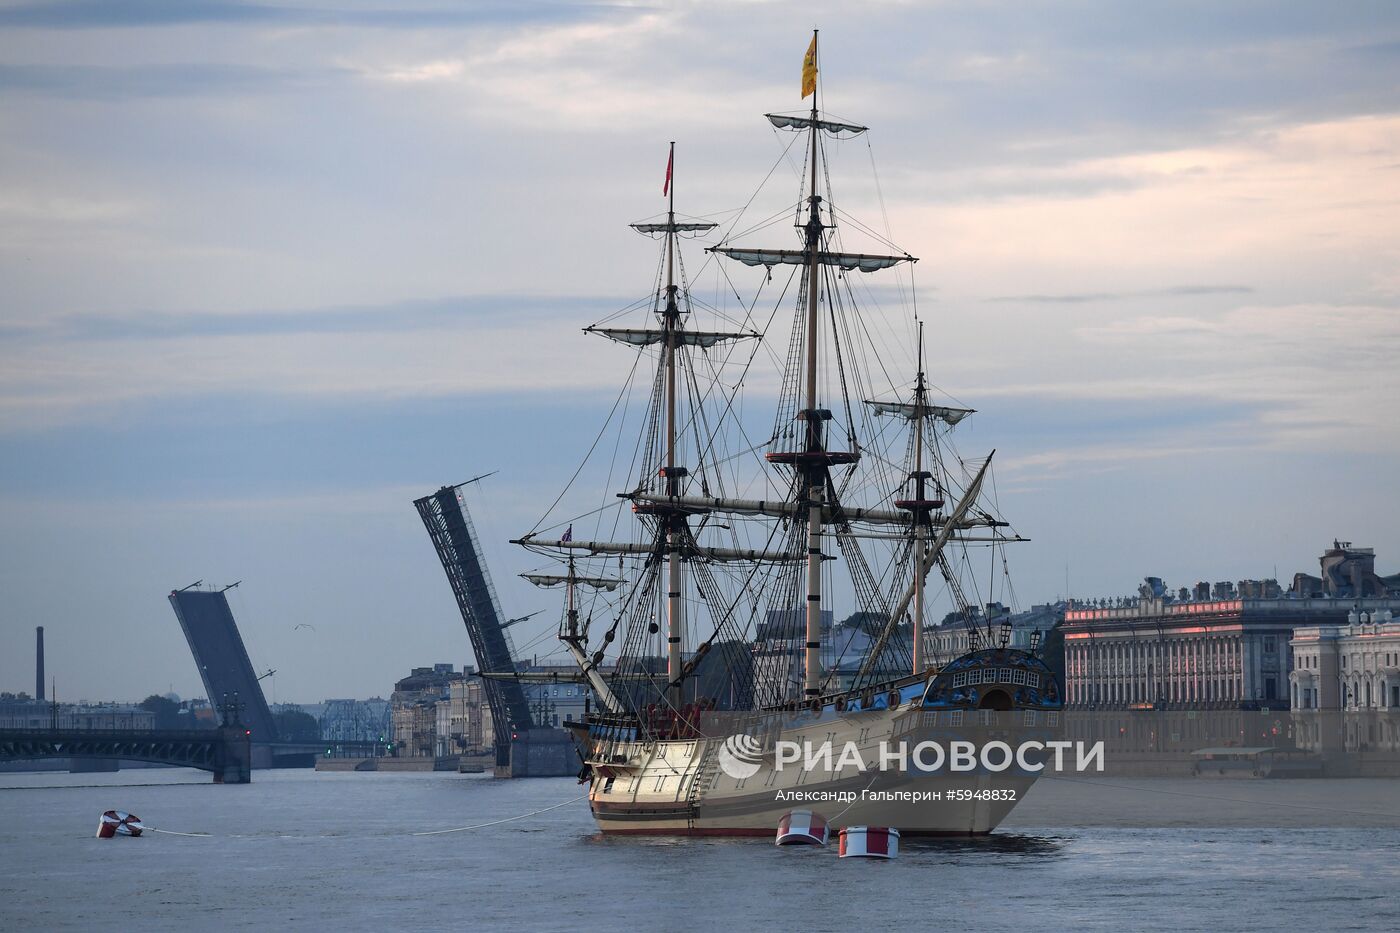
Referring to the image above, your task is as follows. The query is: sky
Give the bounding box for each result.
[2,0,1398,704]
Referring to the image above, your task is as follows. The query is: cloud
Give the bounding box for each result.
[0,190,144,223]
[0,0,632,30]
[1340,40,1400,59]
[0,0,281,28]
[1070,303,1400,441]
[343,11,776,133]
[0,289,779,433]
[0,62,344,100]
[0,294,625,341]
[902,296,1400,484]
[990,285,1254,304]
[0,303,622,430]
[897,113,1400,311]
[997,439,1252,478]
[0,484,425,519]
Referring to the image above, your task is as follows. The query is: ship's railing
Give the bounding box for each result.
[762,668,941,715]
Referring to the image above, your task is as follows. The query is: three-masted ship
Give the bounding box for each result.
[513,34,1062,835]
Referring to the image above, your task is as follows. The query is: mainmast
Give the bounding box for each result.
[661,141,684,707]
[800,30,824,699]
[708,32,916,701]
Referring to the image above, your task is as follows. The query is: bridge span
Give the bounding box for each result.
[0,727,253,783]
[0,729,393,781]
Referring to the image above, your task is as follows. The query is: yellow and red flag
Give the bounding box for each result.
[801,34,818,98]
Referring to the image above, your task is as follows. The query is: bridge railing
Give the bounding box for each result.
[0,726,226,738]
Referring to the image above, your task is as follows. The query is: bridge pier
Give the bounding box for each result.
[213,726,252,784]
[495,727,581,778]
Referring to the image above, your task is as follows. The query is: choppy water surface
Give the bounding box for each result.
[2,769,1397,931]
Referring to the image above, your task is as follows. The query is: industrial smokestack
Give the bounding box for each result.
[36,626,45,701]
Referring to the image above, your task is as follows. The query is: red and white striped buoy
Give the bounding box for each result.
[775,809,829,846]
[96,810,144,838]
[838,826,898,859]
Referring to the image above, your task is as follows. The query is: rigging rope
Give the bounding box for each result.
[141,792,591,839]
[411,793,588,836]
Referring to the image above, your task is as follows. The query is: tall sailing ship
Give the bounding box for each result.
[513,34,1062,835]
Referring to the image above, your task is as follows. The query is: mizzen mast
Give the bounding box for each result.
[909,323,933,673]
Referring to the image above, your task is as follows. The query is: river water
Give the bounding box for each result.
[2,769,1397,931]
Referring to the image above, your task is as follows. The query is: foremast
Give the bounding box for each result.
[613,147,759,711]
[518,146,762,722]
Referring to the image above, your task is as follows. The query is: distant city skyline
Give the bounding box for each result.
[2,2,1398,701]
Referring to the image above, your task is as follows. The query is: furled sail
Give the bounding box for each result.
[765,113,868,136]
[712,247,914,273]
[514,536,800,563]
[585,326,760,348]
[631,221,718,235]
[483,669,654,683]
[520,572,623,591]
[625,491,1002,530]
[628,492,906,526]
[482,670,591,684]
[864,400,975,426]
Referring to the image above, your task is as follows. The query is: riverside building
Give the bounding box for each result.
[1290,610,1400,711]
[1062,544,1400,712]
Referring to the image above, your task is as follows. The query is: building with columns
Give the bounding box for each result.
[1290,610,1400,711]
[1060,543,1400,712]
[1063,598,1291,710]
[1062,595,1400,711]
[1290,611,1400,758]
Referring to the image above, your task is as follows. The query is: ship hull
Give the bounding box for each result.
[583,697,1058,837]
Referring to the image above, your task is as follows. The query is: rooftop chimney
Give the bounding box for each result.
[36,626,45,701]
